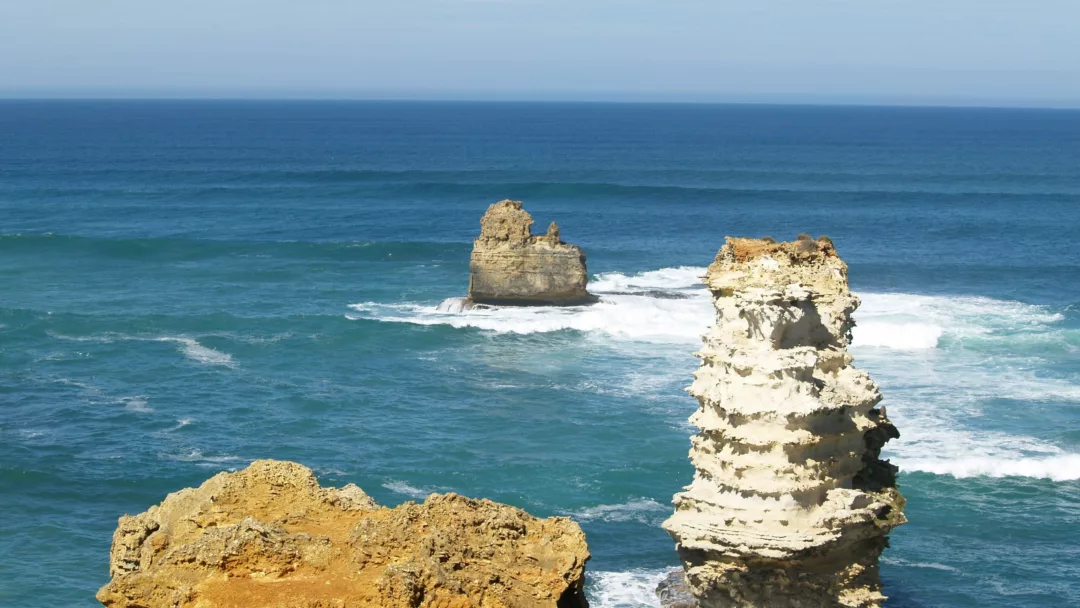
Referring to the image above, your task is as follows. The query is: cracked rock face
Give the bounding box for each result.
[662,236,906,608]
[468,200,596,306]
[97,460,590,608]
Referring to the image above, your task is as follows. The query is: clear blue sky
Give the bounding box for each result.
[2,0,1078,106]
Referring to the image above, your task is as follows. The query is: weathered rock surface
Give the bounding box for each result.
[662,235,906,608]
[97,460,590,608]
[655,570,697,608]
[468,200,596,306]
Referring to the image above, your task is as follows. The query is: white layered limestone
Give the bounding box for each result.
[663,236,906,608]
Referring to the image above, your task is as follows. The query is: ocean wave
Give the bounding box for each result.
[161,449,243,467]
[881,556,959,572]
[349,294,710,344]
[587,569,670,608]
[352,267,1078,484]
[349,268,712,343]
[120,396,152,412]
[49,332,237,368]
[156,337,236,368]
[590,267,704,292]
[352,268,1069,353]
[382,480,442,500]
[570,498,669,524]
[853,292,1064,351]
[898,454,1080,482]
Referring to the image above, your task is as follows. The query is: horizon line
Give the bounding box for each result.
[2,95,1080,112]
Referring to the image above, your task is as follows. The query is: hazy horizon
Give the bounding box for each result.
[3,1,1079,109]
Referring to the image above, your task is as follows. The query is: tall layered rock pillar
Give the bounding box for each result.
[663,236,906,608]
[468,200,596,306]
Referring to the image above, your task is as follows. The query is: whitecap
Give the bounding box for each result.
[587,569,670,608]
[120,397,152,412]
[590,267,705,291]
[348,293,711,344]
[570,498,669,524]
[162,449,243,467]
[881,556,959,572]
[898,453,1080,482]
[852,292,1065,351]
[382,480,440,499]
[156,337,236,368]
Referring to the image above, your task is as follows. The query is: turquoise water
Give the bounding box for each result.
[1,101,1079,606]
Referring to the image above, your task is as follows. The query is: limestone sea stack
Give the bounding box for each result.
[662,236,906,608]
[468,200,597,306]
[97,460,590,608]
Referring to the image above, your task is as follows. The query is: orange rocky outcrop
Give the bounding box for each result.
[97,460,590,608]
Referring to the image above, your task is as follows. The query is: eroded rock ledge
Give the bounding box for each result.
[662,235,906,608]
[97,460,590,608]
[468,200,596,306]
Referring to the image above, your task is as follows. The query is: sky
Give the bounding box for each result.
[1,0,1078,107]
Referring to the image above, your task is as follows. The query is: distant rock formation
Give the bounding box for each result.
[97,460,590,608]
[468,200,596,306]
[662,235,906,608]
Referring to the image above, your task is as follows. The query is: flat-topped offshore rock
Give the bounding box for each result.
[663,235,906,608]
[97,460,590,608]
[468,200,597,306]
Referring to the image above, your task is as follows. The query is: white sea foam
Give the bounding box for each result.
[852,292,1064,351]
[350,296,711,344]
[157,337,236,368]
[382,480,440,500]
[851,320,943,349]
[120,396,152,412]
[881,556,959,572]
[899,454,1080,482]
[588,569,669,608]
[350,268,712,343]
[162,449,243,467]
[49,332,237,368]
[570,499,669,524]
[354,267,1078,482]
[590,266,704,291]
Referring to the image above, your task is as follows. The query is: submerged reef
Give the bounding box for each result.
[97,460,589,608]
[662,236,906,608]
[467,200,597,306]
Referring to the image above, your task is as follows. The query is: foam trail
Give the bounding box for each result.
[50,332,238,367]
[349,267,713,343]
[588,569,669,608]
[162,449,243,467]
[570,499,669,524]
[157,337,236,368]
[120,397,152,412]
[382,480,441,500]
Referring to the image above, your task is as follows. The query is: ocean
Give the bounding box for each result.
[1,100,1078,607]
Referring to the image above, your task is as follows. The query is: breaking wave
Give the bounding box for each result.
[570,498,669,524]
[587,569,670,608]
[898,454,1080,482]
[353,267,1079,482]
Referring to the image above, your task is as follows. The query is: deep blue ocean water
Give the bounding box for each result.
[1,100,1079,607]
